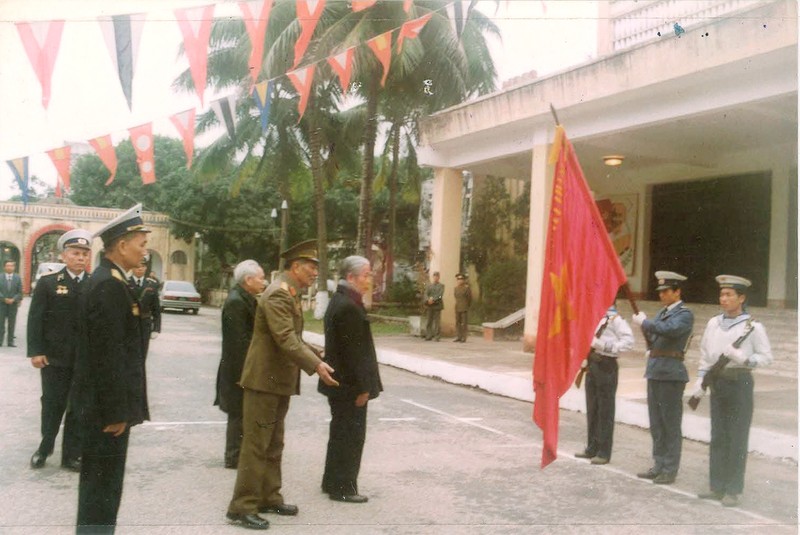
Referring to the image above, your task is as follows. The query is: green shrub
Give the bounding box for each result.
[385,277,420,307]
[480,258,527,322]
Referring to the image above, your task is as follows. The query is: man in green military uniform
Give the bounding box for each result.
[424,271,444,341]
[226,240,339,531]
[452,273,471,343]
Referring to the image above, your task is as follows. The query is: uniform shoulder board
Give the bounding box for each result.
[146,277,158,283]
[280,281,290,292]
[41,270,60,278]
[111,270,128,284]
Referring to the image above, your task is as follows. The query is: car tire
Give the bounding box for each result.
[192,308,199,315]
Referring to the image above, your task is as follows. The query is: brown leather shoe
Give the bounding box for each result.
[636,468,659,479]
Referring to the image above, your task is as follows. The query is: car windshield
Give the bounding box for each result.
[165,281,196,293]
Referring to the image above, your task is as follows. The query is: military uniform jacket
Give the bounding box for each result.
[74,258,149,428]
[698,313,772,374]
[425,282,445,310]
[239,272,322,396]
[318,283,383,401]
[132,277,161,333]
[454,284,471,313]
[27,268,87,368]
[215,284,257,413]
[642,301,694,382]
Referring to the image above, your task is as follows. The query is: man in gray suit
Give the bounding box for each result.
[0,260,23,347]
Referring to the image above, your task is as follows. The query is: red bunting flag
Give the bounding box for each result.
[532,126,627,468]
[88,135,118,186]
[287,64,315,120]
[15,20,65,109]
[293,0,326,69]
[327,47,355,93]
[175,5,215,105]
[239,0,273,88]
[129,123,156,185]
[169,109,196,169]
[47,146,71,196]
[352,0,377,11]
[397,13,432,53]
[367,31,393,87]
[403,0,413,13]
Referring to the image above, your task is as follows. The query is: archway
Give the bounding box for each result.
[0,242,21,274]
[24,223,72,294]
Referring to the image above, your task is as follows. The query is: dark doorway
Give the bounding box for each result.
[649,173,771,306]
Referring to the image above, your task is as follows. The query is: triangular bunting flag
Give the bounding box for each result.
[397,13,432,53]
[251,80,274,133]
[293,0,326,69]
[327,47,355,93]
[47,146,72,196]
[175,5,215,105]
[211,94,238,139]
[169,109,197,168]
[99,14,145,110]
[403,0,413,13]
[239,0,273,88]
[129,123,156,185]
[352,0,377,12]
[88,135,118,186]
[7,157,29,205]
[287,64,315,121]
[367,31,393,87]
[15,21,65,109]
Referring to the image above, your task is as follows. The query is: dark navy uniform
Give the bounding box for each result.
[131,276,161,359]
[27,267,87,467]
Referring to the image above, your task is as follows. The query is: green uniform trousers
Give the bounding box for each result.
[228,390,290,514]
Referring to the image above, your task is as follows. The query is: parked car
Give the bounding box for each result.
[160,280,201,314]
[31,262,66,291]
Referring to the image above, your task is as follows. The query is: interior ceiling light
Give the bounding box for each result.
[603,155,625,167]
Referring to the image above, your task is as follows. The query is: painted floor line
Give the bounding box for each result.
[399,398,518,438]
[379,417,418,421]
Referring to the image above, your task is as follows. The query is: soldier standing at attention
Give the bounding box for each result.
[423,271,444,341]
[694,275,772,507]
[129,258,161,360]
[452,273,471,343]
[633,271,694,485]
[28,229,92,472]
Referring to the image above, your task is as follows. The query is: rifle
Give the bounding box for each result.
[688,318,755,410]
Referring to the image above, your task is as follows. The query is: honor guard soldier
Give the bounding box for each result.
[423,271,444,341]
[130,257,161,360]
[694,275,772,507]
[632,271,694,485]
[73,204,151,533]
[453,273,472,342]
[27,229,92,472]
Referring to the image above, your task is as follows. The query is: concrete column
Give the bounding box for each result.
[767,163,790,307]
[522,129,554,352]
[429,167,463,337]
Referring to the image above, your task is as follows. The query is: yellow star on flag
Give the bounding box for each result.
[548,263,575,338]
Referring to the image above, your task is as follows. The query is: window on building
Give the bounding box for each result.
[171,250,188,265]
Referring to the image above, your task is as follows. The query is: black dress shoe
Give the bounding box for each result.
[637,468,660,479]
[574,451,595,459]
[653,472,676,485]
[30,451,47,469]
[226,512,269,530]
[329,493,369,503]
[258,503,298,516]
[61,459,81,472]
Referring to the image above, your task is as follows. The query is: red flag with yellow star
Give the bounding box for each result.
[533,126,627,468]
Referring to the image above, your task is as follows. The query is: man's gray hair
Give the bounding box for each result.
[339,255,370,279]
[234,259,262,285]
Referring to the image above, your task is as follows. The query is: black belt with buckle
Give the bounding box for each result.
[650,350,685,360]
[589,350,614,362]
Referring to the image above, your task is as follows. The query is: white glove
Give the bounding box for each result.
[632,312,647,326]
[580,359,588,370]
[690,377,705,398]
[590,338,604,351]
[151,331,160,340]
[725,344,746,365]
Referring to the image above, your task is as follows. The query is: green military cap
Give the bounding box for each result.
[280,239,319,264]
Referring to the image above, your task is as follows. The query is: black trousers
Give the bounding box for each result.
[455,311,469,341]
[709,372,754,495]
[0,301,17,345]
[225,411,243,467]
[647,379,685,474]
[322,398,367,495]
[77,425,130,533]
[584,353,618,459]
[38,365,81,462]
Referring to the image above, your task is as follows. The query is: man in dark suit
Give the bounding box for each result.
[73,204,151,533]
[130,259,161,360]
[0,259,23,347]
[28,229,92,472]
[215,259,266,469]
[318,256,383,504]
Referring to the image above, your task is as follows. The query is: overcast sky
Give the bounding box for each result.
[0,0,598,200]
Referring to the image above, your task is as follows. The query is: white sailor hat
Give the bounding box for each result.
[716,274,752,292]
[655,270,687,291]
[57,229,93,251]
[94,203,151,246]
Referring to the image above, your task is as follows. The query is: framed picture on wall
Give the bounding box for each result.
[595,194,638,276]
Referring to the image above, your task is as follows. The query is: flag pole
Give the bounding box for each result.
[549,103,561,126]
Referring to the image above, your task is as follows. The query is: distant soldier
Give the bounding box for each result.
[452,273,471,343]
[423,271,444,341]
[130,259,161,360]
[633,271,694,485]
[694,275,772,507]
[28,229,92,472]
